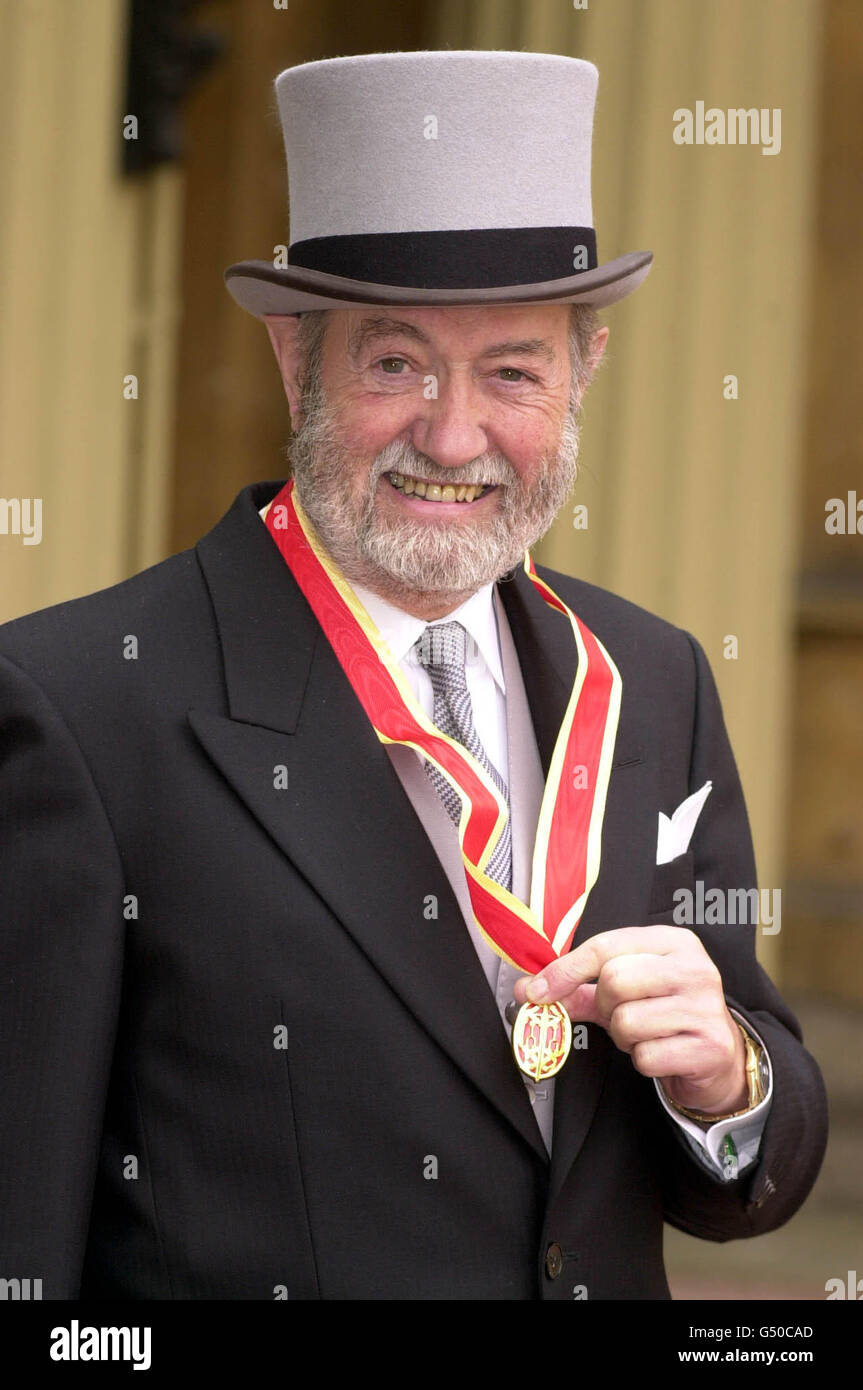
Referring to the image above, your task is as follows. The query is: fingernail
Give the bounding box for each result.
[527,976,548,1002]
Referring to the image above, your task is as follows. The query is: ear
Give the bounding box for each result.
[265,314,305,425]
[586,325,609,378]
[572,324,609,410]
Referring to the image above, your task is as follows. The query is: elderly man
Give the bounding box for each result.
[0,51,826,1301]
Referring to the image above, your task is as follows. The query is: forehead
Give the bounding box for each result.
[326,303,570,359]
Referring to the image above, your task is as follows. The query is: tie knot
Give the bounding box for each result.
[413,620,468,676]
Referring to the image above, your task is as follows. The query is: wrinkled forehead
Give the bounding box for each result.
[326,303,572,361]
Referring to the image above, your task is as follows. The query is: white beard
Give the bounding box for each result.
[286,379,582,604]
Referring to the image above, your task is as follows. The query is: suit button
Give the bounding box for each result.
[545,1242,564,1279]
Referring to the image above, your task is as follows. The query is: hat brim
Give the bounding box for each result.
[224,250,653,317]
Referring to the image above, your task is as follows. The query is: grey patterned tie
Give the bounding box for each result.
[412,620,512,891]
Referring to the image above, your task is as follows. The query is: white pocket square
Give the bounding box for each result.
[656,781,712,865]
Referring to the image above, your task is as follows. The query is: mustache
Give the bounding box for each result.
[370,437,516,490]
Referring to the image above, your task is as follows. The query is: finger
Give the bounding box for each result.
[555,981,604,1025]
[607,997,704,1054]
[629,1032,730,1082]
[593,954,682,1020]
[525,926,695,1002]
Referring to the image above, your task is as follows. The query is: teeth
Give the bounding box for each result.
[388,471,490,503]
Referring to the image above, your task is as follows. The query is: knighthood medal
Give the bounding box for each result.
[510,1000,573,1081]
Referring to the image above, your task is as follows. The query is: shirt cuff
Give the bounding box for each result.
[653,1008,773,1182]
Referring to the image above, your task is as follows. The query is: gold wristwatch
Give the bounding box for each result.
[663,1021,769,1124]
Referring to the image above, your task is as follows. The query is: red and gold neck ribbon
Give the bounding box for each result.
[264,479,622,975]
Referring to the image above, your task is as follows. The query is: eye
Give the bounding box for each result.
[496,367,535,383]
[375,356,410,374]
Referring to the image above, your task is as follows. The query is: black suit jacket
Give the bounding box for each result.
[0,480,827,1299]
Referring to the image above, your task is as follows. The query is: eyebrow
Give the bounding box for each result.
[346,316,557,365]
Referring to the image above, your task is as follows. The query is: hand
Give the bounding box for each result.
[513,926,748,1115]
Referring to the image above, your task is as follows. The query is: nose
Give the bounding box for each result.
[409,375,489,472]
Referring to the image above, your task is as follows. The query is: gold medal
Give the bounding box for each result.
[510,1001,572,1081]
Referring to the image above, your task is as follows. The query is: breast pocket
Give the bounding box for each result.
[646,849,695,924]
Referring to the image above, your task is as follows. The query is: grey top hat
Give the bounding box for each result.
[225,49,653,316]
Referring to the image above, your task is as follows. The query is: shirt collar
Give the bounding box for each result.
[350,577,506,694]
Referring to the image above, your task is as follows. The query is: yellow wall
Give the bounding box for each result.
[0,0,182,622]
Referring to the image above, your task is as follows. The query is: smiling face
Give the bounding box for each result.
[266,304,607,619]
